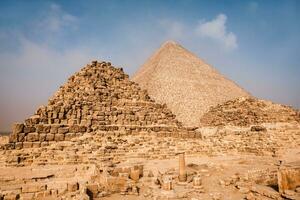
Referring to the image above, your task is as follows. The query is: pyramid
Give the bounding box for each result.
[200,97,300,127]
[8,61,189,148]
[132,41,250,127]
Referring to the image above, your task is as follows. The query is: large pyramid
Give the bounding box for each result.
[8,60,189,148]
[132,41,250,127]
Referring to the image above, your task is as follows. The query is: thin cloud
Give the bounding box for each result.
[37,3,77,33]
[195,14,238,50]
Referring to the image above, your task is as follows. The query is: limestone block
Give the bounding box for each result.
[130,168,140,181]
[45,134,54,141]
[19,193,34,200]
[39,134,46,142]
[278,163,300,193]
[58,127,69,134]
[22,183,46,193]
[23,142,33,148]
[26,133,39,142]
[18,133,25,142]
[3,193,19,200]
[12,123,24,134]
[58,112,64,119]
[50,125,59,134]
[36,125,44,133]
[54,134,64,141]
[67,182,79,192]
[65,133,75,140]
[86,184,98,198]
[15,142,23,149]
[8,133,18,143]
[32,142,41,148]
[30,115,40,124]
[24,126,35,134]
[41,142,49,147]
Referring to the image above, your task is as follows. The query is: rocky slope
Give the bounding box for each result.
[200,97,300,127]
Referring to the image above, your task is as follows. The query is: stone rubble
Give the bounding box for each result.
[0,60,299,200]
[200,97,300,127]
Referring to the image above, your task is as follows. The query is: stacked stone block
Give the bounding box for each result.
[8,61,192,149]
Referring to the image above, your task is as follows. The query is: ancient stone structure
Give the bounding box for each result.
[6,60,197,150]
[200,97,300,127]
[0,59,299,199]
[178,152,187,182]
[278,162,300,194]
[132,40,249,127]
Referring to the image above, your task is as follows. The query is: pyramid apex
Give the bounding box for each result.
[161,40,180,48]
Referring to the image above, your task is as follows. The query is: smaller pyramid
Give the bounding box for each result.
[8,61,191,149]
[200,97,300,127]
[132,41,249,127]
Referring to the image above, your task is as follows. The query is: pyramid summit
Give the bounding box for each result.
[132,40,250,127]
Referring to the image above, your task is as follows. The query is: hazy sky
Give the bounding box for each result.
[0,0,299,131]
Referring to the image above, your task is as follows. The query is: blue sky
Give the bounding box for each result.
[0,0,299,131]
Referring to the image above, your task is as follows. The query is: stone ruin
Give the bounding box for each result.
[0,60,299,200]
[6,60,197,150]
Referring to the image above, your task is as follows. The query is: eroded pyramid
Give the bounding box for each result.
[8,61,189,148]
[132,41,250,127]
[200,97,300,127]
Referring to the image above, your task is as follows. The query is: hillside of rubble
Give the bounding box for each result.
[200,97,300,127]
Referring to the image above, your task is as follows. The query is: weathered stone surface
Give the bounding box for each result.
[22,184,46,193]
[7,60,191,147]
[54,134,64,141]
[12,123,24,134]
[278,162,300,194]
[67,182,79,192]
[26,133,39,142]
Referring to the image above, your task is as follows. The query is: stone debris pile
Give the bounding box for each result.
[6,61,195,150]
[0,57,299,200]
[200,97,300,127]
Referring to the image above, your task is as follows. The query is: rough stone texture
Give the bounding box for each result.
[200,97,300,127]
[0,59,299,200]
[278,162,300,194]
[132,40,249,127]
[7,61,192,148]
